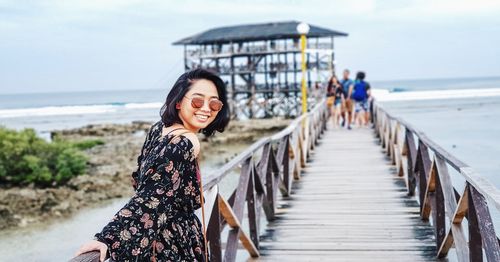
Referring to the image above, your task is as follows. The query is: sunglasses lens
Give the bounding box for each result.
[191,97,204,108]
[209,100,223,111]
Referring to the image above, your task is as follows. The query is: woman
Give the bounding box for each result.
[332,78,345,128]
[74,69,230,261]
[327,75,342,126]
[326,76,336,109]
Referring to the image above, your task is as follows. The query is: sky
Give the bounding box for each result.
[1,0,499,94]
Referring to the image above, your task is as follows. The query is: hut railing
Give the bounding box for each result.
[70,100,328,262]
[373,101,500,262]
[188,41,333,58]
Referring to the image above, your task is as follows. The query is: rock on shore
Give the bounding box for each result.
[0,119,290,230]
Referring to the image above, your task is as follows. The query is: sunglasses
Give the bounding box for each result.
[184,96,224,112]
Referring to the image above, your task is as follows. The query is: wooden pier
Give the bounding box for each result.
[254,127,438,261]
[71,99,500,262]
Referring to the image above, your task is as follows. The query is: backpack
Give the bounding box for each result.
[352,80,368,101]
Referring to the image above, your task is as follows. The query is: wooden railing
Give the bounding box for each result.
[70,100,328,262]
[373,101,500,262]
[202,99,328,261]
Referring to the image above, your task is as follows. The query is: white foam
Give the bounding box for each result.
[124,102,163,109]
[372,88,500,102]
[0,105,118,118]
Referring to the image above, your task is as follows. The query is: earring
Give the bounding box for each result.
[176,103,181,109]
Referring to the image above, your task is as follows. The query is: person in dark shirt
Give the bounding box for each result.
[326,76,336,109]
[332,81,345,128]
[327,75,343,127]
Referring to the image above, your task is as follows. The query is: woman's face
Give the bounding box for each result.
[178,79,221,132]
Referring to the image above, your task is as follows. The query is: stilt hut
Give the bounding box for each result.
[173,21,348,119]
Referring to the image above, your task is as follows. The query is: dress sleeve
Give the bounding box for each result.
[131,123,159,190]
[94,137,196,260]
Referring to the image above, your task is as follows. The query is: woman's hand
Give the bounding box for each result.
[74,240,108,262]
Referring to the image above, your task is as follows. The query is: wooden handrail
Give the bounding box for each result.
[374,103,500,211]
[373,101,500,261]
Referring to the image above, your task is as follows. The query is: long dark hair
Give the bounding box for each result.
[327,75,338,94]
[160,69,230,137]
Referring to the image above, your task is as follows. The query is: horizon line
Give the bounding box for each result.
[1,75,500,96]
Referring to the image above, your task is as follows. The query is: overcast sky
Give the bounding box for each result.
[1,0,499,94]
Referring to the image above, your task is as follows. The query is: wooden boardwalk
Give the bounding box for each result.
[254,127,441,262]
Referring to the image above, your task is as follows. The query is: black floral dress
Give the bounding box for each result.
[95,121,206,262]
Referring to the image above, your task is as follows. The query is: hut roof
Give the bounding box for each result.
[173,21,348,45]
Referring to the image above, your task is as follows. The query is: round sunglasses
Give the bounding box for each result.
[184,96,223,112]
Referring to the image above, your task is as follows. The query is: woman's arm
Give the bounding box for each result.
[75,137,195,261]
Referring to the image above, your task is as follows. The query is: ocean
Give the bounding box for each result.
[0,88,166,140]
[1,76,500,261]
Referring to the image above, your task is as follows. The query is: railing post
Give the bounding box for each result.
[247,166,259,249]
[224,157,252,262]
[405,132,417,196]
[469,185,500,261]
[207,195,222,262]
[283,136,291,194]
[386,119,392,157]
[434,162,446,250]
[415,140,431,216]
[467,184,484,262]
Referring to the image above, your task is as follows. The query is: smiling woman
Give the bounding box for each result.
[73,68,230,262]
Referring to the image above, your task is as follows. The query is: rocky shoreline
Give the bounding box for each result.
[0,119,290,230]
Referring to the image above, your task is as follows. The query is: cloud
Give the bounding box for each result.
[1,0,499,93]
[3,0,499,34]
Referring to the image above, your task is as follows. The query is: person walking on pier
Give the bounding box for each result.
[340,69,354,129]
[351,71,371,127]
[327,75,344,128]
[74,69,230,262]
[326,77,335,108]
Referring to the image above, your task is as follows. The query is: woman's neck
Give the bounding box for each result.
[170,123,198,133]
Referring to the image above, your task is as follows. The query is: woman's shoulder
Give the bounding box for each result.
[179,133,200,158]
[146,121,164,139]
[169,132,200,159]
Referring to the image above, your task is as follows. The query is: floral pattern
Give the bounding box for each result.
[95,121,206,261]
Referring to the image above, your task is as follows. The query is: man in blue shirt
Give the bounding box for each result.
[340,69,354,129]
[351,71,371,127]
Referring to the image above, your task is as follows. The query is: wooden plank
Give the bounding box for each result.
[452,186,469,224]
[421,159,436,219]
